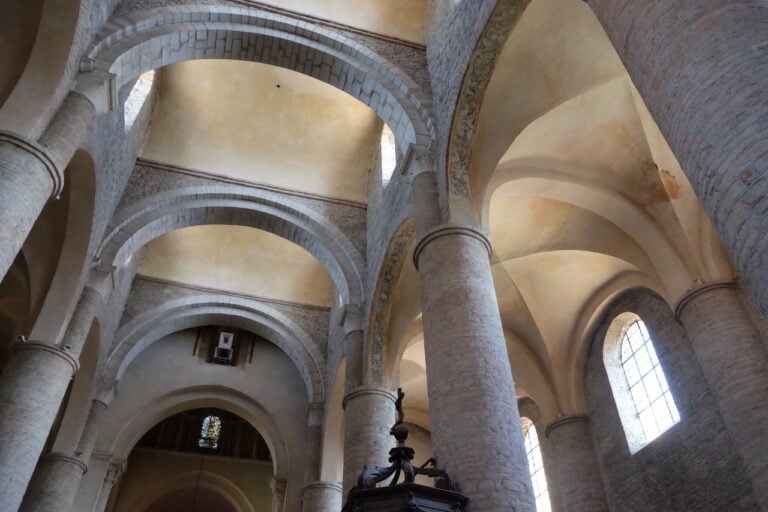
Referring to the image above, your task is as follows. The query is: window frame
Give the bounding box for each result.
[603,312,680,454]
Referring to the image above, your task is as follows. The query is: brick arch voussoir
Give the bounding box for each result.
[106,297,324,402]
[98,190,364,305]
[87,5,434,157]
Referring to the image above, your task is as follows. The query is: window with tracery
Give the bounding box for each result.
[522,418,551,512]
[620,320,680,443]
[198,415,222,449]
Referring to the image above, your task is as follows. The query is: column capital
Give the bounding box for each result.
[9,341,79,374]
[674,280,737,322]
[342,386,396,410]
[301,481,342,495]
[0,130,63,198]
[41,452,88,474]
[544,414,590,438]
[413,224,491,270]
[341,304,364,336]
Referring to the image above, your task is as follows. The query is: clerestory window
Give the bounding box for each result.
[604,313,680,453]
[522,417,552,512]
[198,414,222,449]
[620,320,680,442]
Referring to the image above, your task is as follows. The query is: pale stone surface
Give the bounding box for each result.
[676,283,768,509]
[541,416,608,512]
[302,481,342,512]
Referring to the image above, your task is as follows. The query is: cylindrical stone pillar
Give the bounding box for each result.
[585,0,768,317]
[304,402,324,485]
[0,344,78,511]
[301,481,342,512]
[0,287,101,510]
[541,415,608,512]
[20,399,109,512]
[0,92,95,282]
[676,282,768,509]
[411,172,535,511]
[270,476,287,512]
[341,388,395,495]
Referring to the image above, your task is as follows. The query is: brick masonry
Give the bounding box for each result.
[585,288,760,511]
[586,0,768,318]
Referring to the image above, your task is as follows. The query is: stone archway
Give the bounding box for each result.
[83,5,433,158]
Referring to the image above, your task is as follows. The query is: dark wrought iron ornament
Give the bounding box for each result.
[342,389,468,512]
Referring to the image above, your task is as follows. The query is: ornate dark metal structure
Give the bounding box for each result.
[342,389,468,512]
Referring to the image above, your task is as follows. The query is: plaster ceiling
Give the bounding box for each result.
[253,0,427,44]
[142,59,380,204]
[138,225,334,307]
[388,0,732,425]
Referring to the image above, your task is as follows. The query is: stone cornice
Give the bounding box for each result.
[413,224,492,270]
[40,452,88,474]
[134,275,331,313]
[302,481,343,494]
[0,131,63,198]
[136,158,367,210]
[238,0,427,50]
[9,341,79,374]
[544,414,590,438]
[342,386,396,410]
[674,280,737,322]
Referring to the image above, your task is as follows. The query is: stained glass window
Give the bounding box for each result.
[620,320,680,442]
[522,418,551,512]
[198,415,222,449]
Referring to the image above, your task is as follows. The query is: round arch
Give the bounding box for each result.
[104,295,324,403]
[84,5,433,157]
[107,386,290,479]
[97,186,364,306]
[129,473,252,512]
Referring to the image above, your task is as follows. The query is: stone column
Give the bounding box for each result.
[0,92,95,282]
[92,461,125,512]
[303,402,324,485]
[341,387,396,495]
[676,282,768,509]
[411,172,535,511]
[20,399,108,512]
[585,0,768,317]
[0,287,101,511]
[270,476,287,512]
[301,482,343,512]
[340,302,395,495]
[541,415,608,512]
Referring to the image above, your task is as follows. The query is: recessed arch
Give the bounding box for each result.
[104,295,324,403]
[97,186,364,306]
[106,386,290,479]
[130,474,250,512]
[84,5,433,158]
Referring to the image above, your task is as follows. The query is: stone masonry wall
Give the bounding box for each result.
[585,288,759,511]
[118,161,367,259]
[84,79,157,261]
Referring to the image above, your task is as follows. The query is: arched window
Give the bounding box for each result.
[198,415,222,449]
[380,123,397,185]
[620,320,679,442]
[604,313,680,452]
[521,418,552,512]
